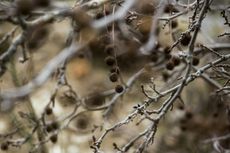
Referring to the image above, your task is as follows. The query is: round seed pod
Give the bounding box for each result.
[105,45,115,55]
[1,142,8,151]
[45,107,53,115]
[171,56,181,66]
[185,111,193,119]
[109,72,118,82]
[76,118,88,130]
[171,20,178,29]
[166,62,174,70]
[180,125,187,131]
[213,112,219,118]
[162,71,169,81]
[46,124,53,133]
[51,122,59,130]
[50,134,58,143]
[115,85,124,93]
[181,33,191,46]
[177,105,184,110]
[104,56,115,66]
[192,57,200,66]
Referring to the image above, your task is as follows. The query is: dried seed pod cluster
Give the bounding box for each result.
[104,44,124,93]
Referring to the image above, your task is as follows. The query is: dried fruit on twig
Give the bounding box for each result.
[166,62,174,70]
[50,134,58,143]
[171,56,181,66]
[109,73,118,82]
[181,34,191,46]
[115,85,124,93]
[45,107,53,115]
[105,56,115,66]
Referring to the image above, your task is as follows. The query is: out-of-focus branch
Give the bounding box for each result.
[0,43,83,100]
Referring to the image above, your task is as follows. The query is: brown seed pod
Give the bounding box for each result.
[180,125,187,131]
[192,56,200,66]
[76,118,88,130]
[46,124,53,133]
[109,72,118,82]
[50,134,58,143]
[115,85,124,93]
[104,56,115,66]
[171,56,181,66]
[166,62,174,70]
[71,112,94,133]
[105,45,115,55]
[1,142,8,151]
[185,111,193,119]
[45,107,53,115]
[181,33,191,46]
[51,122,59,130]
[177,105,184,110]
[213,112,219,118]
[171,20,178,29]
[162,71,169,81]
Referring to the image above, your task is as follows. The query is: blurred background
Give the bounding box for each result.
[0,0,230,153]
